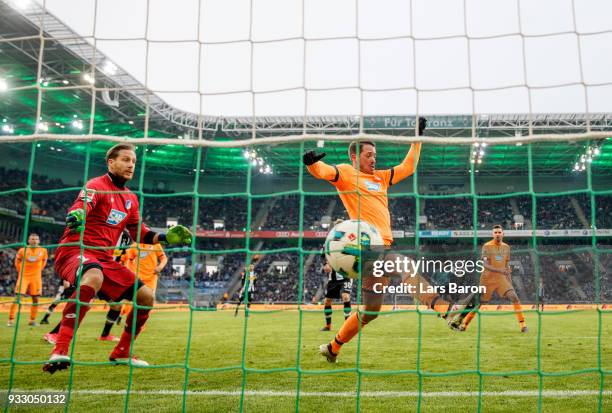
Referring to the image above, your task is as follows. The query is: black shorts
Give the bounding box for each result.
[325,279,353,300]
[240,290,254,303]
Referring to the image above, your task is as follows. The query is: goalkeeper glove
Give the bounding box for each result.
[66,209,85,233]
[303,150,326,166]
[162,225,192,246]
[417,116,427,136]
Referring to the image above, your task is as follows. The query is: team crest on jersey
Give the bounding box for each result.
[365,180,381,191]
[125,199,132,210]
[106,209,127,225]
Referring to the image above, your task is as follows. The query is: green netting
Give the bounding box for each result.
[1,138,610,413]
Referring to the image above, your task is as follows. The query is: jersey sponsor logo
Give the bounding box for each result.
[495,255,503,261]
[365,180,381,191]
[125,199,132,210]
[26,255,41,262]
[106,209,127,225]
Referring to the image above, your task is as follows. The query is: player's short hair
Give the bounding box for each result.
[28,233,39,237]
[348,141,376,159]
[334,219,344,226]
[492,225,503,231]
[106,143,136,162]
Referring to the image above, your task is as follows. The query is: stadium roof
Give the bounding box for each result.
[1,1,611,178]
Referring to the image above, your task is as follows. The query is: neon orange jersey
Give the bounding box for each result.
[481,240,510,275]
[307,143,421,244]
[15,247,47,278]
[122,243,166,282]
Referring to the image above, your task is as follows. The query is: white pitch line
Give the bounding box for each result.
[4,389,610,398]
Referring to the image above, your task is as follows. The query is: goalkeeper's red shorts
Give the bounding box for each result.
[55,246,138,302]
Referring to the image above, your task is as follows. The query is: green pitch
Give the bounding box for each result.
[1,309,610,412]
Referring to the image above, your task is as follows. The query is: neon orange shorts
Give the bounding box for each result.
[15,276,42,296]
[480,273,514,302]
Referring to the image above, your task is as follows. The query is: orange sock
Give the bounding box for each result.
[330,312,364,355]
[30,303,38,321]
[462,311,476,329]
[513,302,525,326]
[9,303,18,321]
[432,299,450,314]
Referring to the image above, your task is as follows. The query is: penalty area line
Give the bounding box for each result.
[4,389,610,398]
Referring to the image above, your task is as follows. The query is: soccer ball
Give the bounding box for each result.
[324,219,384,279]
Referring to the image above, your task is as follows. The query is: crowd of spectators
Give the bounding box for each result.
[424,198,474,229]
[3,168,612,233]
[536,195,585,229]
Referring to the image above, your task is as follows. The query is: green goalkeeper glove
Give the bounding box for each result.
[163,225,192,245]
[66,209,85,232]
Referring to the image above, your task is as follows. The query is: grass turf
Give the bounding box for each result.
[1,308,610,412]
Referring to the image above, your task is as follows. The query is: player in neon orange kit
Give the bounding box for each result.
[450,225,527,333]
[122,242,167,292]
[8,233,47,326]
[305,118,476,362]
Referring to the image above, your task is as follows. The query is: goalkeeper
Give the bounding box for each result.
[43,143,192,374]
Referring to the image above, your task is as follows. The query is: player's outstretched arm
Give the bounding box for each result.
[303,150,339,181]
[388,117,426,185]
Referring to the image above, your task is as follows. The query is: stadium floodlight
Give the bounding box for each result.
[593,147,600,156]
[0,78,7,92]
[102,60,118,76]
[243,150,250,159]
[37,122,49,132]
[71,119,83,129]
[1,124,14,133]
[82,73,95,84]
[62,79,69,85]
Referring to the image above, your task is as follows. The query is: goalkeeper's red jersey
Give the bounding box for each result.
[58,173,151,260]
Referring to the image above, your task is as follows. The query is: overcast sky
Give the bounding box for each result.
[35,0,612,117]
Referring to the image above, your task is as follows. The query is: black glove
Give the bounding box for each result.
[303,150,326,166]
[417,117,428,136]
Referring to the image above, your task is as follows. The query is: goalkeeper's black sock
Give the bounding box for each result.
[324,304,332,326]
[101,309,121,337]
[343,301,351,320]
[49,321,61,335]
